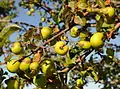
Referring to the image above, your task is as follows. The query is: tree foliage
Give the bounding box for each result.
[0,0,120,89]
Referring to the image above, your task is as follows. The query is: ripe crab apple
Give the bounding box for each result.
[41,59,55,77]
[101,7,115,17]
[70,26,79,38]
[30,62,39,70]
[78,40,91,50]
[41,26,52,40]
[90,32,104,48]
[11,42,23,54]
[7,59,20,73]
[54,41,69,55]
[19,57,31,71]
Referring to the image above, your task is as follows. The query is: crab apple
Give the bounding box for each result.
[19,57,31,71]
[70,26,79,38]
[30,62,39,70]
[11,42,23,54]
[41,26,52,40]
[7,59,20,73]
[54,41,69,55]
[90,32,104,48]
[78,40,91,50]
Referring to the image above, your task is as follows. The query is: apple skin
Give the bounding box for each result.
[106,7,115,17]
[101,7,115,17]
[30,62,39,70]
[78,40,91,50]
[41,26,52,40]
[33,74,47,88]
[70,26,79,38]
[41,59,55,77]
[7,59,20,73]
[76,78,84,87]
[90,32,104,48]
[11,42,23,54]
[19,57,31,71]
[54,41,69,55]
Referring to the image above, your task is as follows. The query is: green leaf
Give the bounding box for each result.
[95,0,105,8]
[68,1,76,12]
[0,24,21,47]
[0,24,21,39]
[106,48,114,58]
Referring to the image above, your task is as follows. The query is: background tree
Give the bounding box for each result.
[0,0,120,89]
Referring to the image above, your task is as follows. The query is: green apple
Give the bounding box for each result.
[41,26,52,40]
[7,59,20,73]
[70,26,79,38]
[78,40,91,50]
[11,42,23,54]
[33,74,47,88]
[41,59,55,77]
[90,32,104,48]
[76,78,84,87]
[19,57,31,71]
[30,62,39,70]
[54,41,69,55]
[33,52,41,62]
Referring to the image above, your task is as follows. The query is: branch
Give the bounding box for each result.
[0,20,36,28]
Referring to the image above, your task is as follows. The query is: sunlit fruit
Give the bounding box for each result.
[11,42,23,54]
[101,7,115,17]
[6,78,19,89]
[106,7,115,17]
[76,78,84,87]
[70,26,79,38]
[19,57,31,71]
[7,59,20,73]
[41,26,52,39]
[30,62,39,70]
[78,40,91,50]
[33,52,41,62]
[54,41,69,55]
[90,32,104,48]
[41,59,55,77]
[33,74,47,88]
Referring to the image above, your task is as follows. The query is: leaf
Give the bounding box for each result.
[74,16,86,26]
[0,24,21,39]
[95,0,105,8]
[68,1,76,12]
[106,48,114,58]
[96,16,104,31]
[0,24,21,47]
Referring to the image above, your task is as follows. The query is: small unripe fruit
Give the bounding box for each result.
[70,26,79,38]
[90,32,104,48]
[30,62,39,70]
[7,59,20,73]
[54,41,69,55]
[78,40,91,50]
[19,57,31,71]
[41,27,52,40]
[11,42,23,54]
